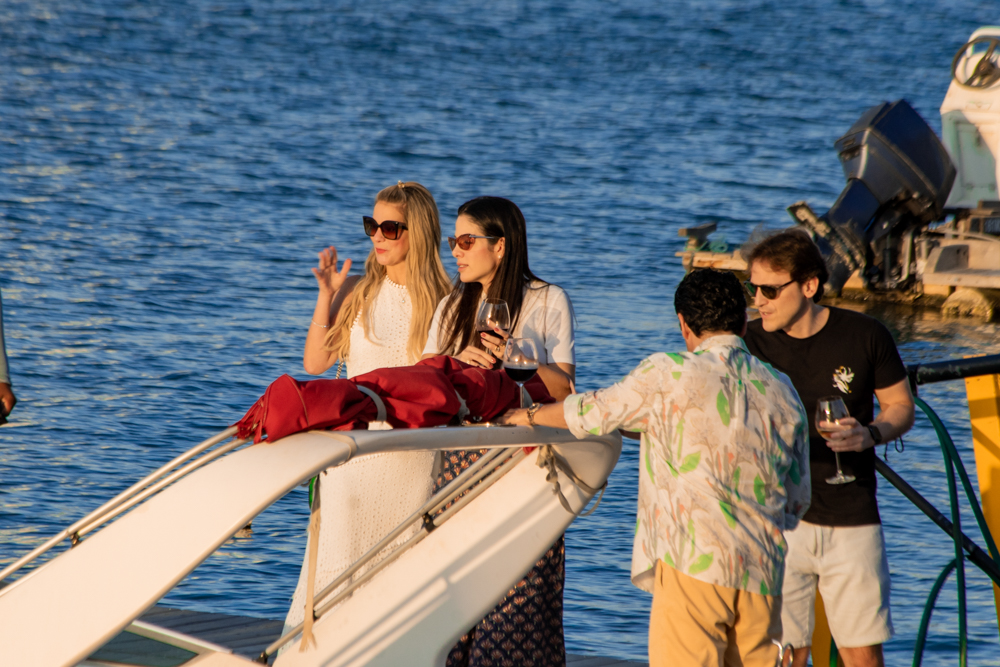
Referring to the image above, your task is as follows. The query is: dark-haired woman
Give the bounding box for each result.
[421,196,575,667]
[422,196,575,399]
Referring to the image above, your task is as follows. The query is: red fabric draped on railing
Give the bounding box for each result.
[233,356,553,444]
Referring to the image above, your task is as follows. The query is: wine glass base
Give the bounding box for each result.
[826,473,856,485]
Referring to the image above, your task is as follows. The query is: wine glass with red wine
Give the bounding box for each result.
[816,396,855,485]
[475,299,510,369]
[503,338,539,409]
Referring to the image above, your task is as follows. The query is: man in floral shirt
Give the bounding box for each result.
[502,269,810,666]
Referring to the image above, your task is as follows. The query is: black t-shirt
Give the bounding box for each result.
[744,307,907,526]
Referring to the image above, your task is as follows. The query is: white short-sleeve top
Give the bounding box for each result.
[422,280,576,366]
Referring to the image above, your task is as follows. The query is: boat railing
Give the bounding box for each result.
[0,414,618,665]
[820,353,1000,667]
[257,444,531,661]
[0,425,248,585]
[259,434,611,660]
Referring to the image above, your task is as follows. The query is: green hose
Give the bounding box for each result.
[942,442,968,667]
[909,396,1000,666]
[913,559,957,667]
[916,396,1000,564]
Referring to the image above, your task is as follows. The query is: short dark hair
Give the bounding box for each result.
[674,269,747,336]
[747,229,829,302]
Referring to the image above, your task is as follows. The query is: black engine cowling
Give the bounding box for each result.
[808,100,956,292]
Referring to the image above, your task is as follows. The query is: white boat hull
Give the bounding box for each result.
[276,438,618,666]
[0,426,620,667]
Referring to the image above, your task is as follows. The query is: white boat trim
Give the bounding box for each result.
[0,425,620,667]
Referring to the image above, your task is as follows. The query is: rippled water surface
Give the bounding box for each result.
[3,1,1000,664]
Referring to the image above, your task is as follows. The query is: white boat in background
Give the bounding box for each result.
[0,424,621,667]
[678,26,1000,320]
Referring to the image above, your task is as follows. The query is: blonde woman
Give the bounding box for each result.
[285,181,452,633]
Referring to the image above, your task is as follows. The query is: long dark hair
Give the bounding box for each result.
[440,196,545,354]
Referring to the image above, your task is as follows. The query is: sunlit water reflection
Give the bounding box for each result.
[2,1,1000,664]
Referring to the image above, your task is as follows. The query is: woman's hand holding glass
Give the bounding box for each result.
[480,325,509,360]
[455,326,510,369]
[312,245,353,297]
[455,341,502,369]
[462,299,510,369]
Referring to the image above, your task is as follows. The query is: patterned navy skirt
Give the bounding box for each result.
[435,449,566,667]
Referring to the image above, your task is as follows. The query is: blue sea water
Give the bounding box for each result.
[2,0,1000,664]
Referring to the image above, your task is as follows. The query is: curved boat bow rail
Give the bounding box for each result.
[258,440,611,661]
[0,426,248,585]
[0,423,620,667]
[259,444,527,662]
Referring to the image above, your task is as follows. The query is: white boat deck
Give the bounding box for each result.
[87,605,648,666]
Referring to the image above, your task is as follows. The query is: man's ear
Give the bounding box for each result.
[677,312,690,338]
[802,276,819,300]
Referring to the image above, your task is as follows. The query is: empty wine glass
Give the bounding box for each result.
[504,338,539,409]
[816,396,855,485]
[476,299,510,369]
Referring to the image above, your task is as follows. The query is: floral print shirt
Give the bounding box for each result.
[563,335,810,595]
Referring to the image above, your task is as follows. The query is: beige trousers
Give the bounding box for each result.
[649,560,781,667]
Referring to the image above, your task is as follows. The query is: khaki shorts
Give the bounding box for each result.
[649,560,781,667]
[781,521,893,649]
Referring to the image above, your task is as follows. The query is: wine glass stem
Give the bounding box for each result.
[834,451,844,476]
[518,382,527,409]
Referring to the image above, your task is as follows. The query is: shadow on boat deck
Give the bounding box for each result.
[88,605,648,667]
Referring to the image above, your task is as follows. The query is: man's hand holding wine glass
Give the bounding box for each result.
[820,416,876,452]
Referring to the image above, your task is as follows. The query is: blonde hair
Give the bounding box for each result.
[324,182,451,363]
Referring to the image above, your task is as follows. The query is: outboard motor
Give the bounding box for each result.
[790,100,956,294]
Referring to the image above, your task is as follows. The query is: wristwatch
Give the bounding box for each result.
[867,423,884,445]
[527,403,543,427]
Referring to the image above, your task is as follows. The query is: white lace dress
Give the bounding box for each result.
[284,279,436,631]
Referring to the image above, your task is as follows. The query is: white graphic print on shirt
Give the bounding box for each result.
[833,366,855,394]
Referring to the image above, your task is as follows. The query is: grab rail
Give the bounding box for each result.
[906,353,1000,392]
[853,358,1000,667]
[0,426,245,585]
[257,446,528,661]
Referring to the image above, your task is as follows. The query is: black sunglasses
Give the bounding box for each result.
[744,279,795,300]
[363,216,408,240]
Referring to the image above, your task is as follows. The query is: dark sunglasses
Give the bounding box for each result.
[363,216,408,240]
[447,233,499,251]
[744,279,796,300]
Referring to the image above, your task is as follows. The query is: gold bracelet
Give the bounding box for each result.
[527,403,543,426]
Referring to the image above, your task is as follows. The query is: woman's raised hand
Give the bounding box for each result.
[312,246,353,296]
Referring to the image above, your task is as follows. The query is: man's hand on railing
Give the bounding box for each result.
[0,382,15,422]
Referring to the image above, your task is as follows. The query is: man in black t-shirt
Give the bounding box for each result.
[742,230,914,667]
